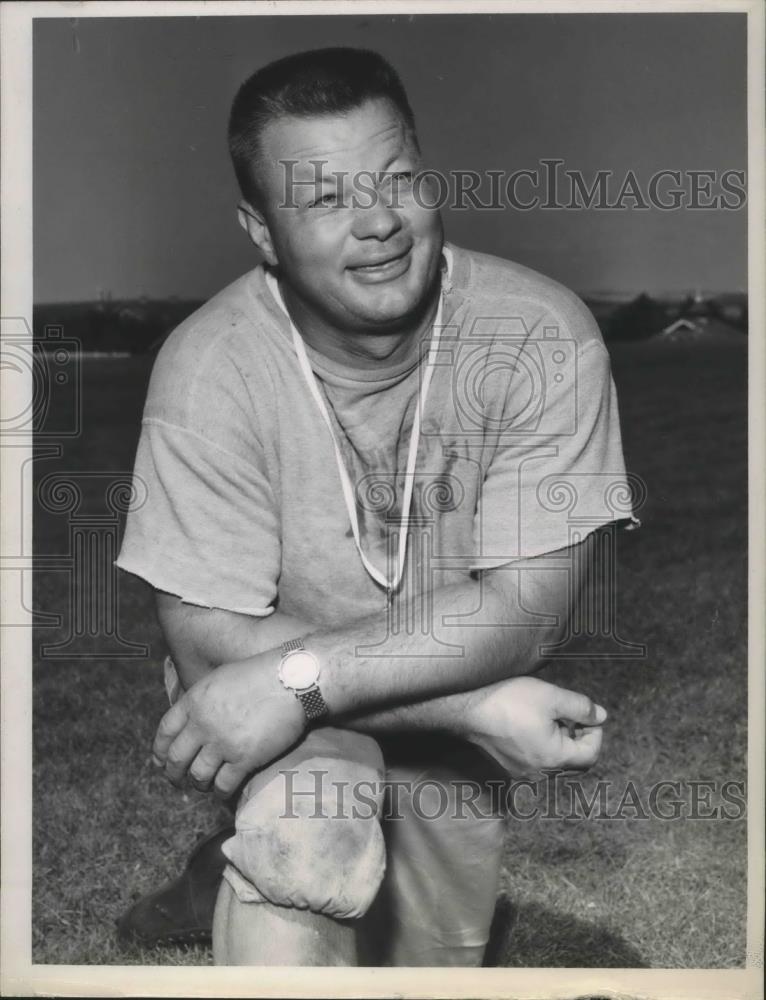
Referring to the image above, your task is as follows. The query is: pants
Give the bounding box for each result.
[165,659,508,966]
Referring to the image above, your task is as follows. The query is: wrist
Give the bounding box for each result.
[277,638,330,724]
[428,687,483,741]
[458,687,492,744]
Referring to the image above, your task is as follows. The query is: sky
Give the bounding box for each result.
[33,12,747,304]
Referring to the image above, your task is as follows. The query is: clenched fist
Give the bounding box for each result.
[463,676,607,777]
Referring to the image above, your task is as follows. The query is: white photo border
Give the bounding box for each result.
[1,2,763,997]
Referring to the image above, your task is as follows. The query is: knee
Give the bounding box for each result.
[222,730,387,920]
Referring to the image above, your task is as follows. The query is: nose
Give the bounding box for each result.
[350,196,403,242]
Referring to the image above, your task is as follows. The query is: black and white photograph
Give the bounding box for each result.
[1,2,763,997]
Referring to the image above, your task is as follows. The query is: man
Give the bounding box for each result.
[116,48,636,966]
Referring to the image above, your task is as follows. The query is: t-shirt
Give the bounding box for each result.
[116,243,638,629]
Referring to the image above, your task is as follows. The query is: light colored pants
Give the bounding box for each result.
[165,658,507,966]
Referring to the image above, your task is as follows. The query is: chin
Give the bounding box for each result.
[366,277,429,315]
[359,294,423,329]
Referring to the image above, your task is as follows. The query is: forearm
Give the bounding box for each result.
[307,536,595,719]
[160,596,546,742]
[306,582,554,718]
[309,571,564,719]
[341,645,549,735]
[163,540,577,717]
[152,540,603,794]
[156,592,316,690]
[161,595,515,737]
[337,686,479,737]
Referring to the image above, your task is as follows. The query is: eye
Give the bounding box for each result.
[310,192,340,208]
[381,171,416,200]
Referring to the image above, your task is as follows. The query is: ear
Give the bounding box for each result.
[237,200,278,267]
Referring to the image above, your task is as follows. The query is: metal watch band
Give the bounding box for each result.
[298,685,329,721]
[279,638,329,721]
[280,637,306,655]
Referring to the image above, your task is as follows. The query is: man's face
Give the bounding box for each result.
[251,98,443,335]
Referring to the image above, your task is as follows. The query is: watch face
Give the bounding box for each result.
[279,650,320,690]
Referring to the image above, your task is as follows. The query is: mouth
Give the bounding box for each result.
[347,247,412,282]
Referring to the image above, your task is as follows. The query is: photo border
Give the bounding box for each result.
[2,1,763,997]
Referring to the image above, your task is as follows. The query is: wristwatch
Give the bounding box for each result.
[278,638,329,722]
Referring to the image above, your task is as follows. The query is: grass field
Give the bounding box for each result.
[32,334,748,967]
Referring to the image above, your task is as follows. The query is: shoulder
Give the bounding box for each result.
[152,267,269,376]
[449,244,604,352]
[144,266,279,422]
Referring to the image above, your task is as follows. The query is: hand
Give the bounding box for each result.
[464,676,607,777]
[151,652,307,797]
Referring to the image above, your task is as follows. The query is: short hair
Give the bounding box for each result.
[228,47,417,207]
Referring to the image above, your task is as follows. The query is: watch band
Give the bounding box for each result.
[279,638,329,722]
[297,685,330,722]
[280,637,306,655]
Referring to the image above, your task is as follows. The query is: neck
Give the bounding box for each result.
[279,278,442,371]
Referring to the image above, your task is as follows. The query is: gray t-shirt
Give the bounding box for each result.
[116,243,637,628]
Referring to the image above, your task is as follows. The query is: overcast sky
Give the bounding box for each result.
[33,12,747,303]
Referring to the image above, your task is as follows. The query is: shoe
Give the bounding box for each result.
[116,825,234,948]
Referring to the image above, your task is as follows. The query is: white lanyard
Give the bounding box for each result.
[268,268,447,599]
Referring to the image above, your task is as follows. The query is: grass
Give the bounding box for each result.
[32,336,748,967]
